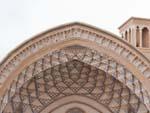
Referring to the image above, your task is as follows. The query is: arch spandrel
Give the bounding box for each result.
[0,22,150,112]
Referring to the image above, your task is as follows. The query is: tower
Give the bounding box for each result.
[119,17,150,59]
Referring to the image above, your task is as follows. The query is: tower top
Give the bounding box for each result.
[119,17,150,31]
[118,17,150,49]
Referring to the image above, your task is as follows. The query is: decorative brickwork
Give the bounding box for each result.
[0,22,150,113]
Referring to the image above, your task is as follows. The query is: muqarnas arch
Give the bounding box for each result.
[0,22,150,113]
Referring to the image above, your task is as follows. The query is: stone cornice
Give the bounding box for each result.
[0,23,149,85]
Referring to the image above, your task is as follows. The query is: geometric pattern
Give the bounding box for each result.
[3,60,149,113]
[0,23,150,112]
[1,45,149,113]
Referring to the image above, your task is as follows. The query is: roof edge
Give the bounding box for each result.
[0,21,121,66]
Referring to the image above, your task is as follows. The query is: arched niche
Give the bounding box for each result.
[0,22,149,112]
[129,29,131,43]
[125,31,128,40]
[142,27,149,48]
[136,26,140,47]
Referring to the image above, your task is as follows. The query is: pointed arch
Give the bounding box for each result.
[41,95,112,113]
[0,22,150,112]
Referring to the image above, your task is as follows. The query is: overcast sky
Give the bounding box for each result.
[0,0,150,61]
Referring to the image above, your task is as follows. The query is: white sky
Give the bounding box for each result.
[0,0,150,61]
